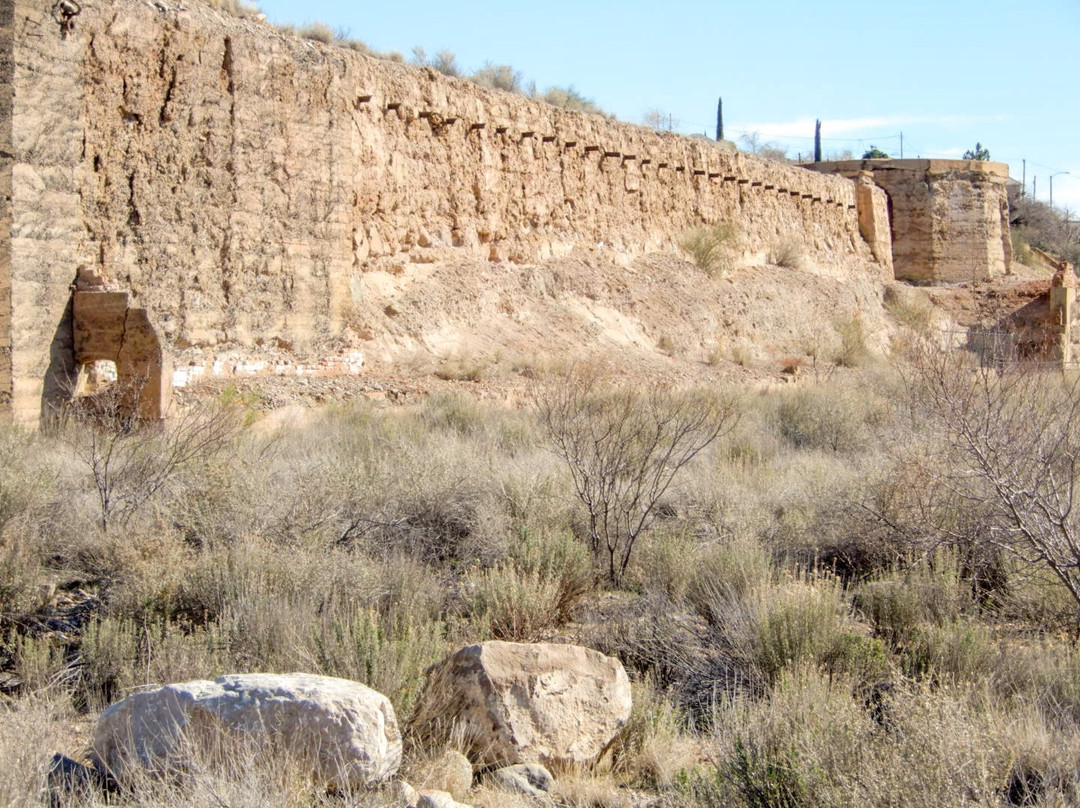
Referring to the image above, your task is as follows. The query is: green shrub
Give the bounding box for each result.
[854,554,970,648]
[901,621,993,685]
[464,532,591,641]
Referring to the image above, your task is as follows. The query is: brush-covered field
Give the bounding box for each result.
[2,348,1080,807]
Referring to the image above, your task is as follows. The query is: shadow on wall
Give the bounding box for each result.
[39,294,77,427]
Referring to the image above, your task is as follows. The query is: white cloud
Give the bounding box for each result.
[730,114,1010,142]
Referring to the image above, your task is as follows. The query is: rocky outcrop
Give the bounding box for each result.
[409,641,632,768]
[92,673,401,789]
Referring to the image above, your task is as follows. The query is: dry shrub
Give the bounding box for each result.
[464,530,592,641]
[883,283,935,337]
[296,21,334,43]
[0,696,81,808]
[766,237,805,269]
[204,0,261,18]
[631,529,701,604]
[832,312,872,367]
[433,357,485,382]
[608,678,698,789]
[679,222,739,278]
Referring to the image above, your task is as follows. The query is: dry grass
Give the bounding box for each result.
[679,222,740,278]
[4,367,1080,806]
[765,237,806,269]
[203,0,262,18]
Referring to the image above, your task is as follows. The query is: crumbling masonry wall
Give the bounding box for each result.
[0,0,888,424]
[806,159,1012,284]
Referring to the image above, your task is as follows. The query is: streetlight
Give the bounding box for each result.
[1050,171,1070,209]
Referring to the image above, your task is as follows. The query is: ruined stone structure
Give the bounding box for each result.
[806,159,1013,285]
[0,0,900,425]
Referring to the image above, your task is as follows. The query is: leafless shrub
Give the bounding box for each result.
[59,383,243,533]
[900,341,1080,618]
[537,369,738,585]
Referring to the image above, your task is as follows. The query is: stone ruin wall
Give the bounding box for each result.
[806,159,1012,284]
[0,0,889,425]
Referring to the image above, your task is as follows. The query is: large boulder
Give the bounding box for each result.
[92,672,401,789]
[408,641,631,768]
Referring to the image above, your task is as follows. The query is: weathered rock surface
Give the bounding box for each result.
[485,762,556,797]
[808,159,1012,284]
[409,641,632,768]
[92,672,401,789]
[416,791,472,808]
[403,748,473,799]
[2,0,885,424]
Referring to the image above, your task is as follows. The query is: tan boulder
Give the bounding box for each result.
[409,641,631,768]
[403,748,473,799]
[92,673,401,789]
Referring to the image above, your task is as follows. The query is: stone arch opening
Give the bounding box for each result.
[70,269,171,420]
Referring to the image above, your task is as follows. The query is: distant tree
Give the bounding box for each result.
[862,145,890,159]
[963,143,991,161]
[716,97,724,142]
[814,119,822,162]
[643,108,675,131]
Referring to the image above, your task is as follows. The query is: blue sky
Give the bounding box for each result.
[258,0,1080,212]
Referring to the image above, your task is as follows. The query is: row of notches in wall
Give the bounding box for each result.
[353,96,857,212]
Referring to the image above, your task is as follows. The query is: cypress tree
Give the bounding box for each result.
[715,97,724,142]
[814,119,822,162]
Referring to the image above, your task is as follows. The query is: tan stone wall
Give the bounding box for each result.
[807,159,1011,284]
[0,0,12,421]
[0,0,885,424]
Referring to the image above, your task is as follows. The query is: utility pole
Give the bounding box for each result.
[900,131,903,159]
[1022,159,1026,197]
[1034,176,1037,201]
[1051,172,1070,209]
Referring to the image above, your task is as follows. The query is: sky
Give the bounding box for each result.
[257,0,1080,213]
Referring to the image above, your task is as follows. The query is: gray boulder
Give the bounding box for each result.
[92,672,401,789]
[485,762,555,797]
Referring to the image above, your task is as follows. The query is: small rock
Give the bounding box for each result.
[46,754,105,806]
[405,749,472,798]
[485,762,555,797]
[417,790,472,808]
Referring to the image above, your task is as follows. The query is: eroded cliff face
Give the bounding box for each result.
[1,0,886,423]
